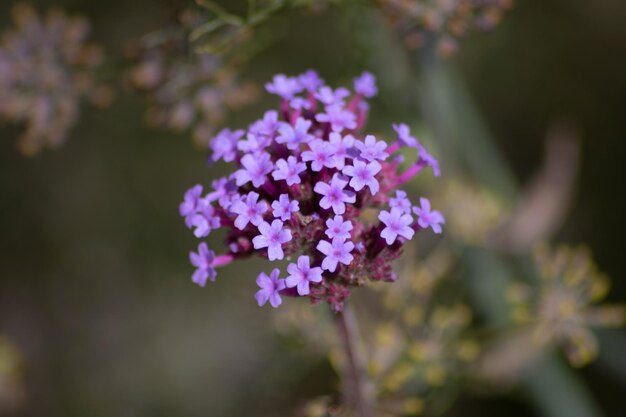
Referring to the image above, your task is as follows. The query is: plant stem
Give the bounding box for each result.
[334,303,374,417]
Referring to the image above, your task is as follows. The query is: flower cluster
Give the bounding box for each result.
[378,0,514,57]
[507,244,626,367]
[180,70,444,312]
[127,8,258,146]
[0,2,113,156]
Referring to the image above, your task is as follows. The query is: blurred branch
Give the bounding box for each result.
[488,122,581,252]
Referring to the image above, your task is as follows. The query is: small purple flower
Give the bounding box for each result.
[189,242,217,286]
[314,174,356,215]
[272,156,306,185]
[252,219,293,261]
[379,207,415,245]
[285,255,323,296]
[389,190,412,214]
[289,97,311,110]
[180,184,203,227]
[315,86,350,106]
[317,238,355,272]
[190,204,221,238]
[276,117,313,150]
[298,70,324,92]
[206,177,239,210]
[342,159,381,194]
[237,132,271,154]
[413,197,445,234]
[272,194,300,221]
[325,216,353,241]
[392,123,419,148]
[265,74,302,100]
[418,144,441,177]
[210,128,244,162]
[355,134,388,161]
[234,152,274,188]
[255,268,286,308]
[328,132,355,170]
[229,191,268,230]
[249,110,280,137]
[315,104,357,132]
[301,139,337,171]
[354,71,378,97]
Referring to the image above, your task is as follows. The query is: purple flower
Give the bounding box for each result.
[276,117,313,150]
[289,97,311,110]
[206,177,239,210]
[272,156,306,185]
[234,152,274,188]
[379,207,415,245]
[301,139,337,171]
[354,71,378,97]
[237,132,271,154]
[389,190,412,214]
[249,110,280,137]
[298,70,324,92]
[265,74,302,100]
[328,132,355,169]
[315,104,357,132]
[315,86,350,106]
[252,219,293,261]
[392,123,419,148]
[210,128,244,162]
[255,268,286,308]
[272,194,300,221]
[355,134,388,161]
[418,144,441,177]
[413,197,445,234]
[189,242,217,286]
[180,184,203,227]
[317,238,355,272]
[285,255,323,295]
[325,216,353,241]
[190,204,221,238]
[314,174,356,215]
[342,159,381,195]
[229,191,268,230]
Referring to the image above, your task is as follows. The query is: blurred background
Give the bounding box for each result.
[1,0,625,416]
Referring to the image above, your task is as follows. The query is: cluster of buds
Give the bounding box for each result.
[180,70,445,312]
[377,0,514,57]
[508,244,625,367]
[126,8,258,146]
[0,2,112,155]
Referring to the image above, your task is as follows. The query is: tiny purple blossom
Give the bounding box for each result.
[313,174,356,215]
[389,190,412,214]
[229,191,268,230]
[328,132,355,169]
[298,70,324,92]
[289,97,311,110]
[210,128,245,162]
[379,207,415,245]
[413,197,445,234]
[301,139,336,171]
[315,86,350,106]
[354,71,378,97]
[276,118,313,150]
[190,203,221,238]
[272,194,300,221]
[355,134,389,161]
[418,144,441,177]
[342,159,381,195]
[255,268,286,308]
[265,74,302,100]
[325,216,353,241]
[315,104,357,132]
[392,123,419,148]
[206,177,239,210]
[237,132,271,154]
[249,110,280,137]
[234,152,274,188]
[272,156,306,185]
[189,242,217,286]
[252,219,292,261]
[179,184,203,227]
[285,255,323,296]
[317,238,355,272]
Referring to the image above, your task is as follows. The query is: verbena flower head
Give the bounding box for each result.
[180,70,444,312]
